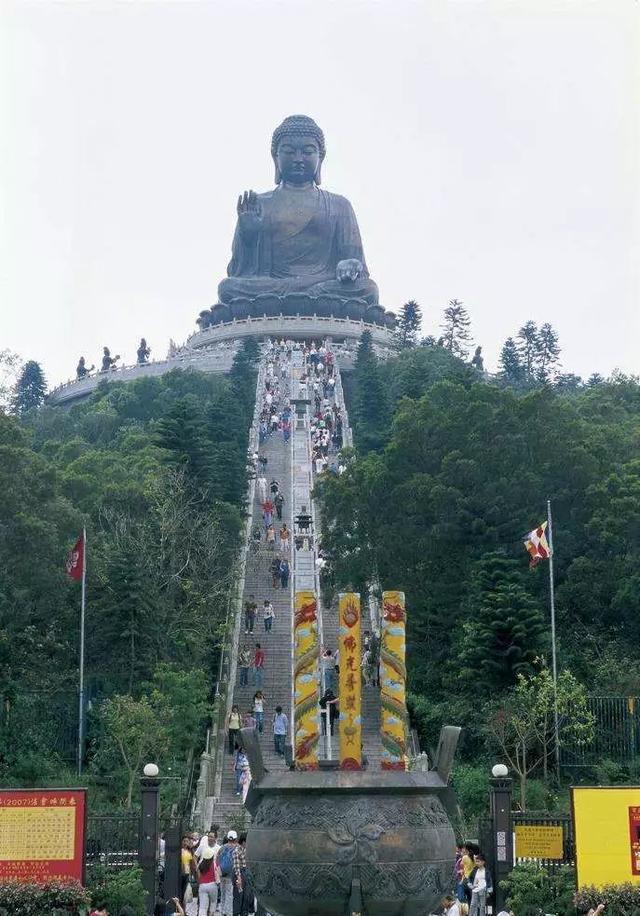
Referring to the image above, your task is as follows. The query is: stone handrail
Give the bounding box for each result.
[187,313,395,350]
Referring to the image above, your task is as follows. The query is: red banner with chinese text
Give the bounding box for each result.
[0,789,86,883]
[338,592,362,769]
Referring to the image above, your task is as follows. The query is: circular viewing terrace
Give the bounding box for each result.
[48,309,396,406]
[188,310,396,351]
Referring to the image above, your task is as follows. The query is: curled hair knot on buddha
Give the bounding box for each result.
[271,115,326,185]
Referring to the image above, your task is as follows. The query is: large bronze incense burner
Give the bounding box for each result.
[241,727,461,916]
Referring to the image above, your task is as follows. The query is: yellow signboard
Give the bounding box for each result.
[514,824,564,859]
[572,786,640,889]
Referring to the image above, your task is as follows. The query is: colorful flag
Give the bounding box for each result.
[65,535,84,581]
[524,521,550,568]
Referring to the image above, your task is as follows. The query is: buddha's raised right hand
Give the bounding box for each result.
[237,190,263,235]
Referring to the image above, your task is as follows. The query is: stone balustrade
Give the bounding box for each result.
[187,313,396,350]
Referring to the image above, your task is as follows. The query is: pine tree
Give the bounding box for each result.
[516,320,539,382]
[206,386,247,504]
[536,322,561,383]
[11,360,47,415]
[396,300,422,349]
[93,543,157,693]
[352,330,390,453]
[499,337,524,385]
[229,338,259,417]
[440,299,472,359]
[155,398,213,495]
[458,551,547,690]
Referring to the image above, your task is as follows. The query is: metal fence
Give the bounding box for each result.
[561,696,640,767]
[86,814,139,870]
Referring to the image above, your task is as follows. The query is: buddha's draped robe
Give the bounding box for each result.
[218,186,379,305]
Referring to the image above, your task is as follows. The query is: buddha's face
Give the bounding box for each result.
[276,135,320,185]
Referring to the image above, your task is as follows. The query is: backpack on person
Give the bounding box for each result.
[218,842,234,877]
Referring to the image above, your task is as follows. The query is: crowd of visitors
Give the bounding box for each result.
[169,826,256,915]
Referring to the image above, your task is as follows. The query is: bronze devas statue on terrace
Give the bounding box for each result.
[200,116,395,331]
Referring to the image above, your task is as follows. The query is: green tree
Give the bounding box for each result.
[440,299,472,359]
[11,360,47,415]
[536,322,561,383]
[155,398,213,496]
[92,538,158,694]
[396,300,422,349]
[149,663,210,761]
[97,694,167,808]
[485,668,594,808]
[499,337,524,385]
[517,321,539,382]
[351,331,390,453]
[458,552,547,690]
[229,338,259,416]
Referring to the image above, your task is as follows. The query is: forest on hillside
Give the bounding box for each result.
[0,341,258,807]
[316,306,640,811]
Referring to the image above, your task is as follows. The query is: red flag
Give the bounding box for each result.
[66,535,84,581]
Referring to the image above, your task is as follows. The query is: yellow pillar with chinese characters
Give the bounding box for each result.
[293,591,320,769]
[380,590,409,770]
[338,592,362,769]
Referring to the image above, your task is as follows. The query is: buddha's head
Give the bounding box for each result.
[271,115,326,186]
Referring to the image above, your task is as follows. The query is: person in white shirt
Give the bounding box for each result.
[443,895,461,916]
[467,851,492,916]
[195,827,220,861]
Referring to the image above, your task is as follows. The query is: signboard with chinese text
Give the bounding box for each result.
[380,591,408,770]
[338,592,362,769]
[293,591,319,769]
[572,787,640,888]
[0,789,86,883]
[514,824,564,859]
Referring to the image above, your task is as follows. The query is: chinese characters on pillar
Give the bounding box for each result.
[0,789,86,882]
[380,591,409,770]
[293,591,320,769]
[338,593,362,769]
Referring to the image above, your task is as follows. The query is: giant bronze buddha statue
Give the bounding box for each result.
[217,115,380,309]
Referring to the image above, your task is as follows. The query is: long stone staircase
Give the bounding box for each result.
[313,365,385,769]
[205,342,387,832]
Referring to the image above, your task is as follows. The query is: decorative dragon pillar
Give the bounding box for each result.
[338,592,362,769]
[294,590,320,769]
[380,590,409,770]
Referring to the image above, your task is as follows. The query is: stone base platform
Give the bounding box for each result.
[187,312,396,350]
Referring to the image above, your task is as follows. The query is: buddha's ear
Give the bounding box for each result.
[274,158,281,185]
[315,162,322,186]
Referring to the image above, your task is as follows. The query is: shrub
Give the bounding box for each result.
[451,763,491,820]
[500,862,576,916]
[0,879,90,915]
[575,883,640,915]
[86,865,146,916]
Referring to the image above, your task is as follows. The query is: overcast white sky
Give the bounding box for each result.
[1,0,638,387]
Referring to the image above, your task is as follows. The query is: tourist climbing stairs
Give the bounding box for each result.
[209,349,293,831]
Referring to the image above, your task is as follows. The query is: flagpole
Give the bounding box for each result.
[547,500,561,780]
[78,527,87,777]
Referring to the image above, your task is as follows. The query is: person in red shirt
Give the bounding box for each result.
[253,643,265,688]
[197,846,219,915]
